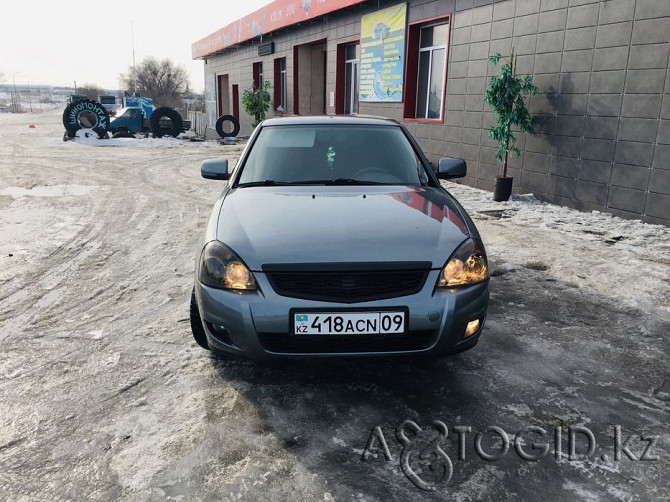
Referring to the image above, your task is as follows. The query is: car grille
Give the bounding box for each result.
[265,269,429,303]
[258,330,436,354]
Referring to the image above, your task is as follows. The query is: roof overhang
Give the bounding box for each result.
[192,0,368,59]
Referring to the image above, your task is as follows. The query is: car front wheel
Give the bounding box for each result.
[190,288,210,350]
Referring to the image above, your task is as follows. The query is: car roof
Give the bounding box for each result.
[260,115,400,127]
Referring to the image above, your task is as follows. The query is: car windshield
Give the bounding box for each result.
[237,125,430,186]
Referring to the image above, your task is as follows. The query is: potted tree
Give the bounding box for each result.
[242,80,272,129]
[484,50,537,202]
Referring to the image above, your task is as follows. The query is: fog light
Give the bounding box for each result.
[206,322,233,345]
[464,319,481,338]
[212,324,227,334]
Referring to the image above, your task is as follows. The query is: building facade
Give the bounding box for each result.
[193,0,670,226]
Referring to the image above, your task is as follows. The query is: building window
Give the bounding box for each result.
[403,16,450,122]
[274,57,287,112]
[253,62,263,90]
[344,44,360,115]
[416,24,448,119]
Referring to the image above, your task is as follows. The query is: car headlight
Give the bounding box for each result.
[438,238,488,287]
[199,241,257,290]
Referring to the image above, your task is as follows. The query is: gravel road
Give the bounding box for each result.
[1,111,668,501]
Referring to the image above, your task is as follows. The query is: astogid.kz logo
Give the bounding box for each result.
[361,421,661,492]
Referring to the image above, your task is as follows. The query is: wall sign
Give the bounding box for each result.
[258,41,275,56]
[359,3,407,103]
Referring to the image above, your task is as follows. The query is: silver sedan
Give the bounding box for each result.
[191,116,489,359]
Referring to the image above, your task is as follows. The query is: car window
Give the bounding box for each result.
[237,125,429,185]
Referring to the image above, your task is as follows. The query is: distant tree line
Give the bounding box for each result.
[76,84,105,100]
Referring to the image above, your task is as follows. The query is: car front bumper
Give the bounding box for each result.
[195,270,489,359]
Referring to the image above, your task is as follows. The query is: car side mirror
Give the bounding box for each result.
[201,158,229,180]
[437,157,467,179]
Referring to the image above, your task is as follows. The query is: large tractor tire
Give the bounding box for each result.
[62,98,110,139]
[215,115,241,138]
[149,106,183,138]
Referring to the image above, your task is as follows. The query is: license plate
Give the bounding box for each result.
[293,311,405,335]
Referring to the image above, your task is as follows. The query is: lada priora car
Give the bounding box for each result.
[190,116,489,359]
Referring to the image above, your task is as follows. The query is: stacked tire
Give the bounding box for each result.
[62,98,110,139]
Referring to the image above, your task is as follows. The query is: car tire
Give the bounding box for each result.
[190,288,210,350]
[149,106,183,138]
[62,98,110,139]
[215,114,240,138]
[112,131,136,139]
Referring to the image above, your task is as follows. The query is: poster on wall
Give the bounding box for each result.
[359,3,407,103]
[205,74,217,127]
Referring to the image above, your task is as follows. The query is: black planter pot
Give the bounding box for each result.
[493,176,513,202]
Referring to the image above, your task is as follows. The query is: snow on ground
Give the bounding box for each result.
[65,127,201,148]
[443,181,670,321]
[1,110,668,501]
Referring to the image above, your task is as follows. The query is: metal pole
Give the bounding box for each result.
[131,21,137,94]
[12,73,20,112]
[28,82,33,112]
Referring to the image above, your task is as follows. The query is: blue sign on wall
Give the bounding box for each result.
[359,3,407,103]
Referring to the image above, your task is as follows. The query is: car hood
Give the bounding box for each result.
[216,185,470,270]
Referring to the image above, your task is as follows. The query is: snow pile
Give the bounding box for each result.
[444,181,670,319]
[446,182,670,260]
[66,129,199,148]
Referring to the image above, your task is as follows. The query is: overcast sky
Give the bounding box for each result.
[1,1,271,93]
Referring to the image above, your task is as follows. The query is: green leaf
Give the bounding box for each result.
[241,80,273,128]
[484,51,537,165]
[489,53,503,65]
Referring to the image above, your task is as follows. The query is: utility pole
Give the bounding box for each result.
[131,21,137,95]
[12,72,20,113]
[28,81,33,112]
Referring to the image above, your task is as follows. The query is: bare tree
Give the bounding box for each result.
[0,71,5,83]
[77,83,105,100]
[119,57,189,109]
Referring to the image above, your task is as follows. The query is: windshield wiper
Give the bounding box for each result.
[236,180,294,187]
[298,178,384,186]
[237,178,385,187]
